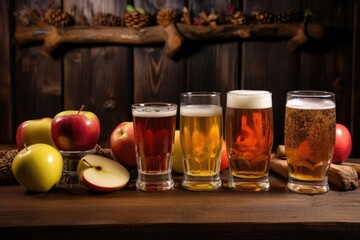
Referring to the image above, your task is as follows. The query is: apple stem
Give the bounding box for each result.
[82,158,102,171]
[24,143,28,151]
[78,104,85,115]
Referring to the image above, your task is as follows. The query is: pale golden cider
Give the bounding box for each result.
[180,105,223,177]
[285,98,336,181]
[225,91,273,179]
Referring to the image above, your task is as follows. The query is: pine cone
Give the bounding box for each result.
[254,11,274,24]
[124,10,151,29]
[156,8,177,26]
[274,9,302,24]
[93,12,121,26]
[44,8,74,27]
[95,144,117,161]
[0,150,18,185]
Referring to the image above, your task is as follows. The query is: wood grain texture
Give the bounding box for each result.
[0,0,13,143]
[185,0,240,108]
[1,0,360,157]
[63,0,132,147]
[352,0,360,158]
[133,0,185,108]
[13,0,62,130]
[300,0,353,126]
[1,173,360,239]
[242,0,300,149]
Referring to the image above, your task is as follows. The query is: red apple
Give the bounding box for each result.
[220,140,229,171]
[16,118,56,151]
[77,154,130,192]
[51,105,100,151]
[332,123,352,164]
[110,121,137,168]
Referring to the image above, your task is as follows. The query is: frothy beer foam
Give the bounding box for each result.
[227,90,272,109]
[133,106,177,117]
[286,98,335,110]
[180,105,222,117]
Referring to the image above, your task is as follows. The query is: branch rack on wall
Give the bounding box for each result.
[14,22,324,58]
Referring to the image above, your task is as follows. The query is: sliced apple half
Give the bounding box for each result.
[77,154,130,192]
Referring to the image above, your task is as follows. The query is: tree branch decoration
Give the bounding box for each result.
[14,4,323,58]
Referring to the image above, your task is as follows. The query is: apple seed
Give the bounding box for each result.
[82,158,102,171]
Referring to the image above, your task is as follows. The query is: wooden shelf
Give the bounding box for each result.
[1,167,360,240]
[14,23,323,58]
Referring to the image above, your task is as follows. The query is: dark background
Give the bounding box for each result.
[1,0,359,157]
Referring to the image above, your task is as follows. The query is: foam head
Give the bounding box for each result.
[226,90,272,109]
[286,98,335,110]
[180,105,222,117]
[132,103,177,117]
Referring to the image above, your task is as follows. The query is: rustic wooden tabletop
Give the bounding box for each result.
[1,169,360,240]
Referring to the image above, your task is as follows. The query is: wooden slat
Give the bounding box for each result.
[242,0,300,148]
[300,0,353,126]
[0,0,13,144]
[352,0,360,158]
[13,0,62,129]
[185,0,240,109]
[133,0,185,108]
[63,0,132,147]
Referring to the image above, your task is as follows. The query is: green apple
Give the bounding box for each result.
[16,118,56,151]
[12,143,63,193]
[77,154,130,192]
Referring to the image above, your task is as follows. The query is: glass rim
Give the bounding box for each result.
[132,102,177,108]
[180,91,221,97]
[227,90,271,96]
[287,90,334,98]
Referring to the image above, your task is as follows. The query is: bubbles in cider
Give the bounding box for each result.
[285,98,335,181]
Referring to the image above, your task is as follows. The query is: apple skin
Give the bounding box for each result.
[332,123,352,164]
[16,118,57,151]
[172,130,229,174]
[77,154,130,192]
[172,130,183,174]
[51,109,100,151]
[12,143,63,193]
[110,121,137,168]
[220,140,229,171]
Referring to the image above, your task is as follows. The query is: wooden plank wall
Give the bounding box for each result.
[0,0,359,157]
[0,0,13,143]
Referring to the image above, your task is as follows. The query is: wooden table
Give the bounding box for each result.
[1,171,360,240]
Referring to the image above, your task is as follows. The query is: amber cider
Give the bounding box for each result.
[225,90,273,191]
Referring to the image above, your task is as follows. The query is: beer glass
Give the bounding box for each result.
[285,91,336,194]
[180,92,223,191]
[225,90,273,191]
[132,102,177,191]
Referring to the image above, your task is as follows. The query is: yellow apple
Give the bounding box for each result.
[172,130,183,174]
[12,143,63,193]
[16,118,56,151]
[172,130,229,174]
